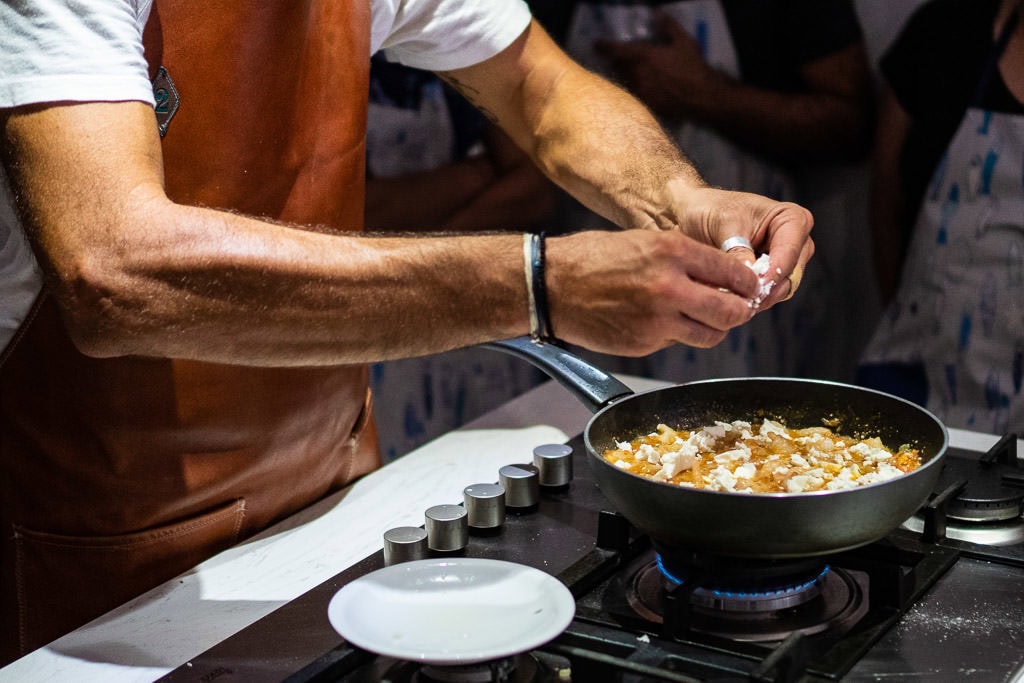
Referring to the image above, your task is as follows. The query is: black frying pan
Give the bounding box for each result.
[486,337,948,558]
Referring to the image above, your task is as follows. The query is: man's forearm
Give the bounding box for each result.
[528,65,705,231]
[0,103,528,365]
[52,203,530,364]
[440,20,706,234]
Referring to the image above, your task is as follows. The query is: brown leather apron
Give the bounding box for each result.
[0,0,377,662]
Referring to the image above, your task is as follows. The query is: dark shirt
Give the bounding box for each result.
[531,0,863,92]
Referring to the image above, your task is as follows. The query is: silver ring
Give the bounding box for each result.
[720,235,753,253]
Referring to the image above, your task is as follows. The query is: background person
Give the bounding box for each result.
[858,0,1024,434]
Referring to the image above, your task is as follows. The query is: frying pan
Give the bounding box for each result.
[485,336,948,558]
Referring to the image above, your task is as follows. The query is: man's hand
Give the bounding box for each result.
[663,182,815,308]
[544,228,765,357]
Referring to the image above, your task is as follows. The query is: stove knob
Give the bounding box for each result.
[499,463,540,509]
[382,526,429,566]
[425,504,469,552]
[533,443,574,487]
[463,483,506,529]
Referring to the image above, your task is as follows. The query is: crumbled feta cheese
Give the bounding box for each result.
[658,450,696,479]
[734,463,757,479]
[826,468,859,490]
[707,465,737,491]
[677,441,699,459]
[786,474,824,493]
[638,443,661,465]
[714,448,749,465]
[759,420,791,439]
[602,418,919,495]
[858,462,903,485]
[795,432,824,446]
[689,430,718,451]
[703,423,728,439]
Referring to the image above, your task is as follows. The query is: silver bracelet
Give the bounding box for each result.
[522,233,540,340]
[522,232,553,342]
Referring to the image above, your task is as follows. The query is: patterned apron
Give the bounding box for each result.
[859,10,1024,433]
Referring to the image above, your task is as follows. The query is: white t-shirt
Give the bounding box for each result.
[0,0,531,353]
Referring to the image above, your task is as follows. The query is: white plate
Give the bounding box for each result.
[327,558,575,665]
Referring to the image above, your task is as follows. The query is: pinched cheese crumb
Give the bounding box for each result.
[747,254,777,309]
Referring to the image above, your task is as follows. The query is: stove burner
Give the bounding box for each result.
[626,553,870,642]
[904,439,1024,547]
[654,554,831,612]
[940,456,1023,523]
[902,513,1024,546]
[374,653,546,683]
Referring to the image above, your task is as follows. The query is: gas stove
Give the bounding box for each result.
[160,433,1024,682]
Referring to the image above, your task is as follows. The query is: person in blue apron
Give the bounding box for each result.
[364,54,555,459]
[858,0,1024,434]
[545,0,873,382]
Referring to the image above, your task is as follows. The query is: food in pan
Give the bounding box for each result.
[602,420,922,494]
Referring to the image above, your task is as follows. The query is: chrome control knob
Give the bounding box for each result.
[382,526,429,566]
[463,483,506,529]
[424,503,469,551]
[533,443,574,487]
[499,463,540,509]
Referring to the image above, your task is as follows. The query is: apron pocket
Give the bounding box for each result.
[13,498,245,653]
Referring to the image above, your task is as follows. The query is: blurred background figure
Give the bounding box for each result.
[535,0,876,383]
[858,0,1024,434]
[364,54,558,459]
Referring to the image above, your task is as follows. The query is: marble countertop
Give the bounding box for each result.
[1,376,1015,683]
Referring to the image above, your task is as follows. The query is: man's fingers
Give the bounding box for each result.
[782,263,804,301]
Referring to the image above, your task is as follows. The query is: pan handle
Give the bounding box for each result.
[482,336,635,413]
